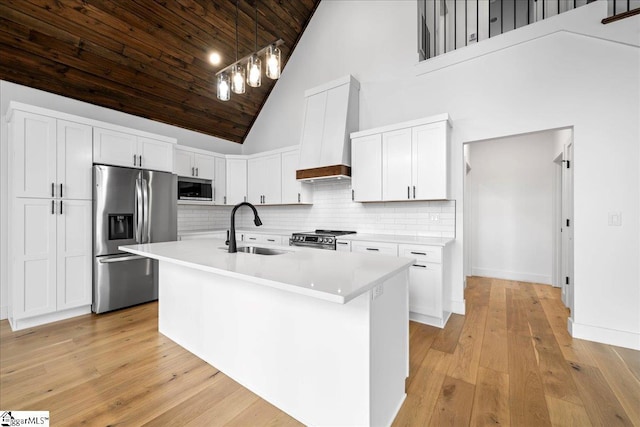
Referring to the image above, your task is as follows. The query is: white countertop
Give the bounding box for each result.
[120,239,413,304]
[337,233,454,247]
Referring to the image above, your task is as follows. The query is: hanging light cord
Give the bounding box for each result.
[254,0,258,51]
[235,0,239,61]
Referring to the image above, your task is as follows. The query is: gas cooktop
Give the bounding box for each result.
[289,230,356,250]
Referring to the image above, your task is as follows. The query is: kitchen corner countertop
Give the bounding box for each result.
[120,239,413,304]
[337,233,454,247]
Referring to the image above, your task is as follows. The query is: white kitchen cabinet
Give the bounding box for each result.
[400,244,444,323]
[214,156,227,204]
[350,114,451,202]
[242,233,283,245]
[174,146,215,180]
[351,240,398,257]
[281,150,312,204]
[11,198,92,324]
[248,153,281,205]
[11,111,92,200]
[383,128,413,201]
[351,134,382,202]
[336,239,352,252]
[226,157,247,205]
[94,127,174,172]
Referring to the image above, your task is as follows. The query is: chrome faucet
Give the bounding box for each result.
[228,202,262,253]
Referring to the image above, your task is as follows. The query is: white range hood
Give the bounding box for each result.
[296,75,360,181]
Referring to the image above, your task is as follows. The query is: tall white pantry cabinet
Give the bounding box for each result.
[8,107,94,330]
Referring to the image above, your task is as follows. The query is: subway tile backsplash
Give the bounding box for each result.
[178,181,455,237]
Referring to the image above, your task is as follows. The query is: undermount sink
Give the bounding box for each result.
[221,246,289,256]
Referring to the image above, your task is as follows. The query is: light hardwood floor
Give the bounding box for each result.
[1,277,638,426]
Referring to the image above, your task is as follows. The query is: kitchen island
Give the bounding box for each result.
[120,239,413,426]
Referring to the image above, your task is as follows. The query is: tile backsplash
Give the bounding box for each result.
[178,181,455,237]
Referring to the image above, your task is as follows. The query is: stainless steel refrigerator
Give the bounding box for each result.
[93,164,177,313]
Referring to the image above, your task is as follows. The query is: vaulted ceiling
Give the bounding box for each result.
[0,0,320,143]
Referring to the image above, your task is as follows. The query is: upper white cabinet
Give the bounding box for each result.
[351,114,451,202]
[214,156,227,204]
[174,146,215,180]
[94,127,174,172]
[281,149,312,204]
[226,156,247,205]
[11,111,93,200]
[248,153,282,205]
[298,75,360,176]
[351,134,382,202]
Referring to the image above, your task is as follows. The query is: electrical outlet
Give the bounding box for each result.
[608,212,622,226]
[429,213,440,222]
[371,284,384,300]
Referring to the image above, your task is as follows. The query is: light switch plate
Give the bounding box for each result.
[608,212,622,226]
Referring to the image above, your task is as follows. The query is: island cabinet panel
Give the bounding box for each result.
[157,261,409,426]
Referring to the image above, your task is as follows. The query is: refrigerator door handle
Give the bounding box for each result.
[135,178,144,243]
[142,178,150,243]
[99,254,146,263]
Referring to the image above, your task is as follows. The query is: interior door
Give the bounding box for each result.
[562,141,574,314]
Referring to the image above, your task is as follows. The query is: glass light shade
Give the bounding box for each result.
[246,55,261,87]
[231,64,246,94]
[266,45,281,79]
[217,73,230,101]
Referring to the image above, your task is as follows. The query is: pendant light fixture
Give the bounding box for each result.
[231,0,245,94]
[214,0,284,101]
[246,0,262,88]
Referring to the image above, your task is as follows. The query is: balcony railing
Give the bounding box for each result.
[418,0,640,61]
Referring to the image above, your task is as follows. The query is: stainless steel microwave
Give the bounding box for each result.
[177,177,213,201]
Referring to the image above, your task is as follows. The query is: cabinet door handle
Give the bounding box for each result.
[195,167,198,177]
[192,167,195,176]
[249,237,257,240]
[298,193,301,203]
[413,186,416,199]
[337,242,348,245]
[60,200,63,215]
[410,251,426,256]
[267,239,275,242]
[51,200,55,215]
[407,186,410,199]
[60,183,63,198]
[133,154,137,166]
[51,182,55,197]
[366,248,379,251]
[139,155,143,167]
[352,189,355,201]
[213,187,216,202]
[224,196,227,204]
[413,264,427,268]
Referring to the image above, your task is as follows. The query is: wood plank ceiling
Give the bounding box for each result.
[0,0,320,143]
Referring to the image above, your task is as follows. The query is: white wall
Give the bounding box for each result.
[0,81,242,320]
[467,132,558,284]
[243,1,640,349]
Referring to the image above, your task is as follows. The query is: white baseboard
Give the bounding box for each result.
[471,268,551,285]
[449,299,465,315]
[0,305,7,320]
[569,318,640,351]
[8,305,91,331]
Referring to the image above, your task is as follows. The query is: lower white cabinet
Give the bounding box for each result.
[400,244,445,326]
[351,240,398,257]
[10,198,92,328]
[344,239,449,328]
[242,233,283,245]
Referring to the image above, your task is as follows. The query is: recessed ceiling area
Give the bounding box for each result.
[0,0,320,144]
